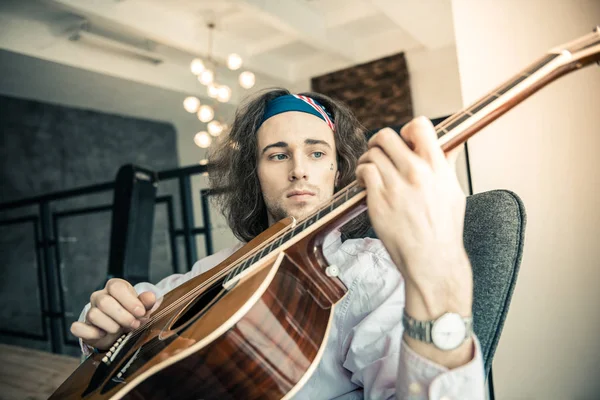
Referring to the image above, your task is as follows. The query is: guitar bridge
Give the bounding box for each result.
[102,332,132,365]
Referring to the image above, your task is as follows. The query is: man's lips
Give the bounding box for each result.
[287,190,316,198]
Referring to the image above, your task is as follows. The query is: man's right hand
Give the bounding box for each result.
[70,278,156,351]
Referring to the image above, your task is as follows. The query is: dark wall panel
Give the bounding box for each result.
[0,94,178,355]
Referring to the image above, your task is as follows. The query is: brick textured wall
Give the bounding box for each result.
[311,52,413,131]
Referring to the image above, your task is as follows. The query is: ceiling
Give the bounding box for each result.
[41,0,455,84]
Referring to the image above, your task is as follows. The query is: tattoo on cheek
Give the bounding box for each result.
[330,163,333,171]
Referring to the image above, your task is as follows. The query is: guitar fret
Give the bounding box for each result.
[497,74,529,95]
[469,95,498,115]
[442,113,471,133]
[250,252,261,265]
[268,239,279,252]
[317,206,331,219]
[274,236,283,248]
[260,246,270,258]
[225,265,239,282]
[292,224,305,237]
[234,260,250,276]
[524,53,559,76]
[349,185,362,197]
[436,126,449,139]
[333,195,346,209]
[496,54,559,97]
[282,231,293,244]
[305,215,317,228]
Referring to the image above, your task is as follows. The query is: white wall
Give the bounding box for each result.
[405,45,470,194]
[451,1,600,398]
[406,45,463,119]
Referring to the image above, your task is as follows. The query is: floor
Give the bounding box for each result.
[0,344,79,400]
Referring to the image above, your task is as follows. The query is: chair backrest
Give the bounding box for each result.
[363,189,526,374]
[464,189,525,374]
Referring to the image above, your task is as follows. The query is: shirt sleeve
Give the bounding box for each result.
[397,336,485,399]
[340,250,485,400]
[77,244,242,357]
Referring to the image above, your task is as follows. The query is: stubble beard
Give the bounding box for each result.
[266,198,314,225]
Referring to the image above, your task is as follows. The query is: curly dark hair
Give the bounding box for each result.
[208,88,369,243]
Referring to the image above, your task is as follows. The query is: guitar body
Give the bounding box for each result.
[50,218,346,399]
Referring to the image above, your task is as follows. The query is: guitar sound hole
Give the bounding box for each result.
[170,276,228,331]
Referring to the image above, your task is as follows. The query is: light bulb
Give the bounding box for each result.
[194,131,211,148]
[207,120,223,136]
[227,53,243,70]
[183,96,200,113]
[190,58,205,75]
[217,85,232,103]
[198,69,214,85]
[207,83,219,98]
[239,71,255,89]
[197,105,214,123]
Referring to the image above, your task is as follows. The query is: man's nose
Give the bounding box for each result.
[289,157,308,181]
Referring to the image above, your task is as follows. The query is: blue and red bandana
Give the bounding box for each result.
[260,94,335,131]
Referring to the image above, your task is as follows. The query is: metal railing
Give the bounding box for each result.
[0,163,216,354]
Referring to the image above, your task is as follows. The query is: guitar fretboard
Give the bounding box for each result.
[436,53,560,138]
[229,184,365,280]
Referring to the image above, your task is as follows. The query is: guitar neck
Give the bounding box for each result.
[436,28,600,153]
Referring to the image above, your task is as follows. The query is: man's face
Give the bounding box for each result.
[256,111,338,226]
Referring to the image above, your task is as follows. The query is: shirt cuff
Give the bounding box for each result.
[78,303,94,358]
[396,335,485,399]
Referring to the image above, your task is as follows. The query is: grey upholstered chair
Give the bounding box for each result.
[364,189,526,398]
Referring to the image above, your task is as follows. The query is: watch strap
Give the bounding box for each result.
[402,312,473,344]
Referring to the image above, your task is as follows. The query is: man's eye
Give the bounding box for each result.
[270,154,288,161]
[313,151,324,159]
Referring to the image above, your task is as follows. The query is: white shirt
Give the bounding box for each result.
[80,230,485,399]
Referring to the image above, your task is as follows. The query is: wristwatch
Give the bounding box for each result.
[402,311,473,351]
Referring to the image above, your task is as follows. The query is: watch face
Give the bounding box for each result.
[431,313,467,351]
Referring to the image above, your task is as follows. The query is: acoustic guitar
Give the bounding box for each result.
[50,28,600,400]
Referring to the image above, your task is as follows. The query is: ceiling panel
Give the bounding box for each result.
[267,41,318,59]
[219,14,283,42]
[145,0,238,16]
[336,13,398,37]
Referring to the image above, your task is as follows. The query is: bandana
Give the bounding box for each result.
[260,94,335,131]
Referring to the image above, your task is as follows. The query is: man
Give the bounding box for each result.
[71,89,485,399]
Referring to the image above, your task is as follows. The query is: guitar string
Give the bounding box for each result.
[103,182,362,369]
[432,50,583,134]
[435,37,600,135]
[104,181,361,352]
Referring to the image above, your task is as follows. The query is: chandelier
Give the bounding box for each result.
[183,22,256,149]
